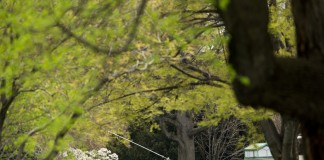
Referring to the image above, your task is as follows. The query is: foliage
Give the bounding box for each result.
[0,0,149,158]
[0,0,273,159]
[268,0,296,56]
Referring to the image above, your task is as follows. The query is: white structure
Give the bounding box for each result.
[244,143,274,160]
[244,142,304,160]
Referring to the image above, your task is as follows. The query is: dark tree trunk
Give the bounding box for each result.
[290,1,324,159]
[281,116,299,160]
[302,124,324,160]
[259,119,282,160]
[260,115,299,160]
[216,0,324,159]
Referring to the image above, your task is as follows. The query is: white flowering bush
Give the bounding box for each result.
[62,147,118,160]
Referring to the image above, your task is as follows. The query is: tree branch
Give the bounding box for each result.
[170,64,207,81]
[88,81,222,111]
[159,117,180,128]
[0,79,19,144]
[44,112,81,160]
[159,119,180,142]
[56,23,111,54]
[217,0,324,125]
[118,0,148,54]
[188,126,208,137]
[44,78,109,159]
[56,0,148,55]
[171,64,229,84]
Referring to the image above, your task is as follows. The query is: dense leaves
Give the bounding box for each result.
[0,0,275,159]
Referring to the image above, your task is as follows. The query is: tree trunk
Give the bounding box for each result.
[178,137,195,160]
[159,111,197,160]
[302,125,324,160]
[260,116,299,160]
[176,111,195,160]
[216,0,324,158]
[290,0,324,159]
[259,119,282,160]
[281,115,299,160]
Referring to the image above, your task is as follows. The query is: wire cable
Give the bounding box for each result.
[107,130,170,160]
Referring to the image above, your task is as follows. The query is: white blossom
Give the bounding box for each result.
[64,147,118,160]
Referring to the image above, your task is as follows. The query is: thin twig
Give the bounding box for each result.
[87,81,221,111]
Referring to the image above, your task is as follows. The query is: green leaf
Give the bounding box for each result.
[219,0,230,10]
[238,76,250,86]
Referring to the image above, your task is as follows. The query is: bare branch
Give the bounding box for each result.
[187,65,228,84]
[170,64,207,81]
[56,23,111,54]
[117,0,148,54]
[88,81,221,111]
[170,64,229,85]
[56,0,148,55]
[183,9,218,14]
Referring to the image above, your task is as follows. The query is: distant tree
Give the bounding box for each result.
[158,110,205,160]
[195,117,246,160]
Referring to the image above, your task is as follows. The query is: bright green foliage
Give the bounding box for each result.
[219,0,230,10]
[0,0,271,158]
[0,0,148,157]
[268,0,296,56]
[88,0,269,149]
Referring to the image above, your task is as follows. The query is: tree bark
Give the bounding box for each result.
[290,1,324,159]
[159,111,196,160]
[178,137,195,160]
[260,116,299,160]
[291,0,324,63]
[217,0,324,125]
[281,115,299,160]
[259,119,282,160]
[216,0,324,159]
[176,111,195,160]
